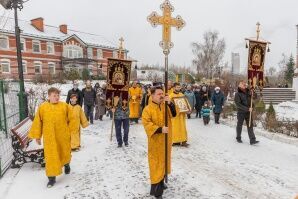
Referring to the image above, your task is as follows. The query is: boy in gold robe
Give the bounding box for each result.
[68,94,89,151]
[29,87,72,188]
[129,81,142,124]
[142,86,176,199]
[169,83,189,147]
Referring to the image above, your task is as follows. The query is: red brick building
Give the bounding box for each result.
[0,17,127,80]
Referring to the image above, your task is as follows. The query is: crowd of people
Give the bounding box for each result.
[28,79,259,198]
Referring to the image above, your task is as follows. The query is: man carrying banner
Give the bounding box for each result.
[234,80,259,145]
[142,86,176,199]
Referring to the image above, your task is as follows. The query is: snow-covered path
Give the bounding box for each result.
[1,117,298,199]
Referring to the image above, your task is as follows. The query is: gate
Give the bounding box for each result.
[0,80,21,177]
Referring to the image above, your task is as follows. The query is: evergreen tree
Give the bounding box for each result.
[82,68,91,81]
[284,54,295,86]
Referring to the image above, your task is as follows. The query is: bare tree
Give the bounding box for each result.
[192,30,226,79]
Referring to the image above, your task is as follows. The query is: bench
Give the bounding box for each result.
[10,117,45,168]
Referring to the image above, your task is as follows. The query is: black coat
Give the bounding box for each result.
[199,90,211,106]
[211,91,225,113]
[234,88,252,113]
[194,91,201,108]
[82,87,96,106]
[66,88,83,106]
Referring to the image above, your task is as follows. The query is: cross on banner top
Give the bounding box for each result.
[118,37,124,59]
[147,0,185,54]
[256,22,261,41]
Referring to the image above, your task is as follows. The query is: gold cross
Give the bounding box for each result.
[118,37,124,59]
[256,22,261,41]
[147,0,185,51]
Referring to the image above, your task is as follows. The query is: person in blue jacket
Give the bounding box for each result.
[211,87,225,124]
[201,102,211,125]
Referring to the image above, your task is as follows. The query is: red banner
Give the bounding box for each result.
[247,40,267,90]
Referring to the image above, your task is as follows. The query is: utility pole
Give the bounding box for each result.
[0,0,28,120]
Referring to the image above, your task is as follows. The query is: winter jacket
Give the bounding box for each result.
[199,90,211,106]
[234,88,253,113]
[114,99,130,120]
[211,91,225,114]
[194,90,201,108]
[201,106,211,117]
[66,88,83,106]
[184,90,196,110]
[82,87,96,106]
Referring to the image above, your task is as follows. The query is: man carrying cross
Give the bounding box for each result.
[142,86,176,198]
[146,0,185,198]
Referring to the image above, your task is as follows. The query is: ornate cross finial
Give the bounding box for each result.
[118,37,124,59]
[147,0,185,54]
[256,22,261,41]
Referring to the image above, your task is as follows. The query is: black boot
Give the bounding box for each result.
[64,164,71,174]
[150,181,164,198]
[250,140,259,145]
[47,177,56,188]
[236,139,243,143]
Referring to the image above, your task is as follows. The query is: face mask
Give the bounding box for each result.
[216,90,219,93]
[73,85,78,90]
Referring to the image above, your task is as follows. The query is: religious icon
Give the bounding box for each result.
[252,47,262,67]
[172,97,191,113]
[112,66,125,85]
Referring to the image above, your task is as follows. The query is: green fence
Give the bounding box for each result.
[0,80,21,177]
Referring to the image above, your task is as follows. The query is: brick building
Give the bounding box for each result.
[0,17,127,80]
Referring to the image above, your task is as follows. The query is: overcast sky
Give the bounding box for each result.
[1,0,298,71]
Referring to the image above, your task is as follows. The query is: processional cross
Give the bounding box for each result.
[147,0,185,184]
[147,0,185,54]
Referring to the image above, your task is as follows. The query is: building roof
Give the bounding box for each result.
[0,16,119,50]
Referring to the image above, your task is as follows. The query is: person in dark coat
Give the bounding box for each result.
[234,80,259,145]
[141,85,151,112]
[211,87,225,124]
[184,85,196,119]
[95,87,106,121]
[194,85,202,118]
[197,85,211,118]
[94,82,100,93]
[82,80,96,124]
[66,81,83,106]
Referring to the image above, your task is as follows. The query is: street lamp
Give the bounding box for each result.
[0,0,28,120]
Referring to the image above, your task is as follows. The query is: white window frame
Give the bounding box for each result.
[32,40,41,53]
[48,62,56,75]
[87,47,93,59]
[47,42,55,54]
[0,59,11,73]
[0,35,9,50]
[63,45,83,59]
[34,61,42,74]
[97,49,103,59]
[20,38,26,52]
[22,60,27,74]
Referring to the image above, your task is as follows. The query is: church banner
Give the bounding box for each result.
[106,58,132,110]
[247,40,267,90]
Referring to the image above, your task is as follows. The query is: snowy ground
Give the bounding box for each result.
[0,116,298,199]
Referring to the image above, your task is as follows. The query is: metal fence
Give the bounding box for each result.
[0,80,21,177]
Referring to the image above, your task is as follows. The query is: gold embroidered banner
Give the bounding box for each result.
[106,58,132,109]
[247,40,267,89]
